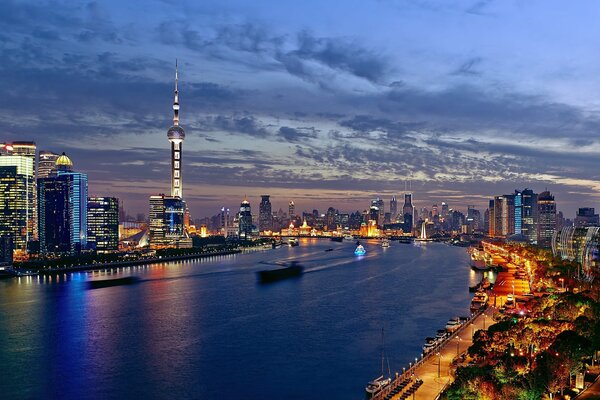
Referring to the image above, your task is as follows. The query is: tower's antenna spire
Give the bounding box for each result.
[173,59,180,126]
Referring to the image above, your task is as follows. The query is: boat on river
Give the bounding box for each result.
[354,243,366,256]
[87,276,139,289]
[257,261,304,283]
[381,238,390,248]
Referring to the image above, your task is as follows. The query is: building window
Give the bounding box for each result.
[174,142,180,150]
[174,151,180,160]
[174,170,179,178]
[174,179,179,187]
[174,161,179,168]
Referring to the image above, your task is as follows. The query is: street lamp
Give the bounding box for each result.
[456,337,461,356]
[437,352,441,377]
[471,322,474,337]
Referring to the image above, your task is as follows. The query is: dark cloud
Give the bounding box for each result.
[278,126,318,142]
[452,57,482,76]
[200,115,269,137]
[276,31,391,84]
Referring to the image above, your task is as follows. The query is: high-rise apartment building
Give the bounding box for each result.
[87,197,119,253]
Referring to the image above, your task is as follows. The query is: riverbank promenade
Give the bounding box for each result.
[412,307,494,400]
[373,307,495,400]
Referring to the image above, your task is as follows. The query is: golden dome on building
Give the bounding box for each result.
[55,152,73,170]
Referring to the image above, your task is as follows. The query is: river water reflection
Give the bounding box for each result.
[0,239,477,400]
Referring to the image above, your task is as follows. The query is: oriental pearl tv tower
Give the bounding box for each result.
[167,60,185,199]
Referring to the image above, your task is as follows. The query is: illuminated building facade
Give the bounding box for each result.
[38,153,88,254]
[259,195,273,232]
[148,194,189,248]
[12,142,37,239]
[390,196,397,221]
[538,190,556,248]
[552,226,600,275]
[521,189,538,244]
[87,197,119,253]
[0,155,34,250]
[238,198,253,240]
[38,150,60,179]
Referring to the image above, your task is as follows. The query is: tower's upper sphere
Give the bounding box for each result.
[167,125,185,141]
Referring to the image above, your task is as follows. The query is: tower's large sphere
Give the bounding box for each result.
[167,125,185,141]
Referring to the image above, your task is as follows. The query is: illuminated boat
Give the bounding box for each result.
[381,238,390,248]
[354,244,366,256]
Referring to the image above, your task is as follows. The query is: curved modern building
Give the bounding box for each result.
[552,226,600,276]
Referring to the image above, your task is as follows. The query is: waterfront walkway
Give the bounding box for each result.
[373,307,495,400]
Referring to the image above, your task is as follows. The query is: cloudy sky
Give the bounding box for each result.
[2,0,600,218]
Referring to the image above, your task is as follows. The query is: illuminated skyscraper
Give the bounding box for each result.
[38,153,88,254]
[87,197,119,253]
[538,191,556,248]
[148,194,188,248]
[390,196,397,221]
[402,193,414,232]
[38,150,60,179]
[521,189,538,243]
[289,201,295,218]
[372,198,384,226]
[259,195,273,232]
[167,60,185,199]
[238,198,253,240]
[0,155,34,250]
[11,142,37,239]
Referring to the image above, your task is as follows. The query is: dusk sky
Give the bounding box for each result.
[2,0,600,218]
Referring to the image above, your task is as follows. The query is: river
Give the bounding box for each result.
[0,239,477,400]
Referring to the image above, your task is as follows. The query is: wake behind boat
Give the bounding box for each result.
[257,261,304,283]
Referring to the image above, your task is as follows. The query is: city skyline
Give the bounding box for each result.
[2,1,600,216]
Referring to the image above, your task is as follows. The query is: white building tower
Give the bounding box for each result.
[167,60,185,198]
